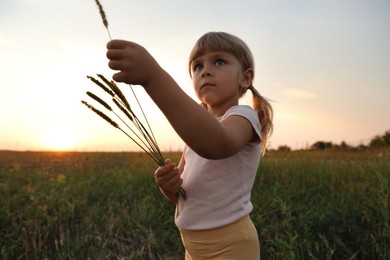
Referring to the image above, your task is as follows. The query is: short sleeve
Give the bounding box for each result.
[222,105,261,142]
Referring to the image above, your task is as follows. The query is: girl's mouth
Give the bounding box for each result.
[201,83,216,90]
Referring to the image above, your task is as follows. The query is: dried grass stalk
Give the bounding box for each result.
[85,76,163,166]
[83,75,187,199]
[87,1,186,200]
[82,99,162,166]
[94,0,111,40]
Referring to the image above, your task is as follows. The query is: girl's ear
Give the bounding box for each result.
[240,68,254,89]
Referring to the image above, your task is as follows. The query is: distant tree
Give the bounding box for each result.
[339,141,351,151]
[368,129,390,148]
[383,129,390,145]
[357,144,367,150]
[369,135,385,148]
[277,145,291,152]
[311,141,333,150]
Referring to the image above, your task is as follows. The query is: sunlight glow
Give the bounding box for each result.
[41,127,79,151]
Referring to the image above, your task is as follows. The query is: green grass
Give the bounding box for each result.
[0,149,389,259]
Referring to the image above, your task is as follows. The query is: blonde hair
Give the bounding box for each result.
[188,32,273,156]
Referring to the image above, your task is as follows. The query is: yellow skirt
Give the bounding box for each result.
[179,215,260,259]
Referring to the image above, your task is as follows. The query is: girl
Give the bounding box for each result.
[107,31,273,259]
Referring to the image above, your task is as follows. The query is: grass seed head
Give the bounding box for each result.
[86,91,112,111]
[98,74,130,110]
[94,0,109,28]
[94,0,112,39]
[87,75,114,97]
[113,98,134,121]
[82,100,118,128]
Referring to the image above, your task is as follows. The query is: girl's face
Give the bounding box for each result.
[191,51,252,116]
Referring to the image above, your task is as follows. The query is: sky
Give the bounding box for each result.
[0,0,389,152]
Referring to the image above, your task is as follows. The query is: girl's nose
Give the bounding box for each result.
[201,65,212,77]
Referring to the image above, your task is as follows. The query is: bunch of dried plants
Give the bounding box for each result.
[82,0,186,199]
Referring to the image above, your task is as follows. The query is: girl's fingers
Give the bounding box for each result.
[154,159,181,193]
[108,60,122,70]
[112,72,125,83]
[106,49,124,60]
[154,163,175,178]
[161,175,183,193]
[107,39,132,49]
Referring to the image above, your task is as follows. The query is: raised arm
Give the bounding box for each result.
[107,40,254,159]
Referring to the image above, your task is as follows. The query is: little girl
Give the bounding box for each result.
[107,31,273,259]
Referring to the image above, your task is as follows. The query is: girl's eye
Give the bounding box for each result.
[193,63,203,72]
[215,58,225,66]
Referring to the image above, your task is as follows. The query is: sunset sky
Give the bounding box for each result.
[1,0,389,151]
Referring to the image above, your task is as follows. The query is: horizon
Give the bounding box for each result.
[1,128,387,153]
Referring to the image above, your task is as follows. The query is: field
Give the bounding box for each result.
[0,149,389,259]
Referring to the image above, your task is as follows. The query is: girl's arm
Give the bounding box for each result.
[107,40,254,159]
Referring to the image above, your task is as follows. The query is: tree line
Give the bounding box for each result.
[274,129,390,152]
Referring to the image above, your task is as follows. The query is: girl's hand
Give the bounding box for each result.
[154,159,183,203]
[106,40,163,87]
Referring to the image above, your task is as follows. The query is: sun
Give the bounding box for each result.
[42,127,79,151]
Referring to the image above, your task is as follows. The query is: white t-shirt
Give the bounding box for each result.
[175,105,261,230]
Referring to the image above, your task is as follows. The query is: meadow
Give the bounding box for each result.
[0,149,389,259]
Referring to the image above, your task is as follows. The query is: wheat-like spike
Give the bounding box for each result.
[87,76,115,97]
[94,0,108,27]
[113,99,133,121]
[94,0,111,40]
[97,74,130,110]
[86,91,112,111]
[82,101,118,128]
[110,80,131,110]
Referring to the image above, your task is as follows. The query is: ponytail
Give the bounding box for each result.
[248,85,273,156]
